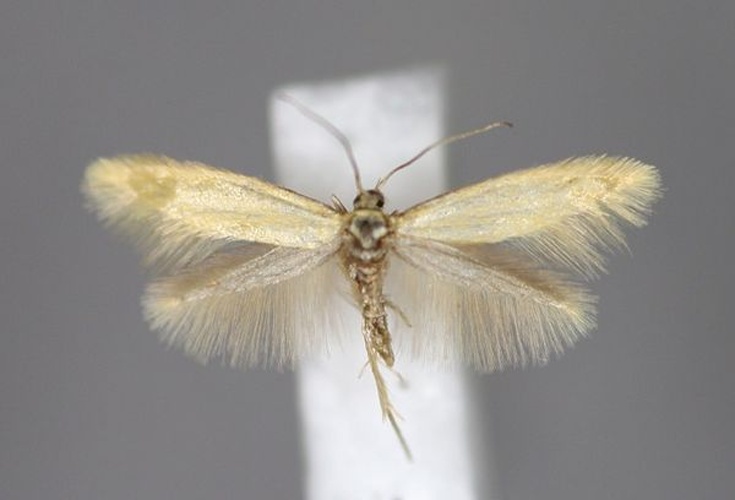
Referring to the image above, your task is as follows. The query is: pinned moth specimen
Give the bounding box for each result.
[82,97,661,456]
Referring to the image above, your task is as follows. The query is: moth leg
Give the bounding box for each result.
[361,321,412,460]
[357,360,370,379]
[387,366,409,388]
[385,299,412,328]
[357,358,404,390]
[360,323,393,420]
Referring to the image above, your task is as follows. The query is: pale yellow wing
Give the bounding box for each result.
[82,155,342,270]
[83,155,349,367]
[386,236,596,371]
[143,242,347,368]
[396,156,661,276]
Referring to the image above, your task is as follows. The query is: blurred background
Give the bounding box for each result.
[2,2,733,499]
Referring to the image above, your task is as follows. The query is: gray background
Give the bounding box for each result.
[2,1,733,499]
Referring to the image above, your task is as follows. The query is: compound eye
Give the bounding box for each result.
[366,189,385,208]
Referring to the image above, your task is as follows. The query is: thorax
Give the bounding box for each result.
[342,208,393,264]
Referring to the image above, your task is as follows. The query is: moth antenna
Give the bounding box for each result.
[277,92,364,192]
[375,120,513,190]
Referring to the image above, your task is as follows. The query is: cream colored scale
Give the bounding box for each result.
[82,98,661,457]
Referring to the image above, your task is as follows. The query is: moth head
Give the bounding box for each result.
[353,189,385,210]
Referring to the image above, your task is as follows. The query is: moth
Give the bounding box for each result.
[82,97,661,455]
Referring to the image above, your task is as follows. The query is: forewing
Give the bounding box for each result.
[82,155,342,270]
[143,240,347,368]
[387,236,596,371]
[396,156,661,276]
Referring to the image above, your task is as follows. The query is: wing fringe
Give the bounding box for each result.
[389,238,596,371]
[143,245,345,368]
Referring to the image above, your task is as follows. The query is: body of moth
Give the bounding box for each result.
[342,190,394,365]
[339,189,402,428]
[82,98,661,459]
